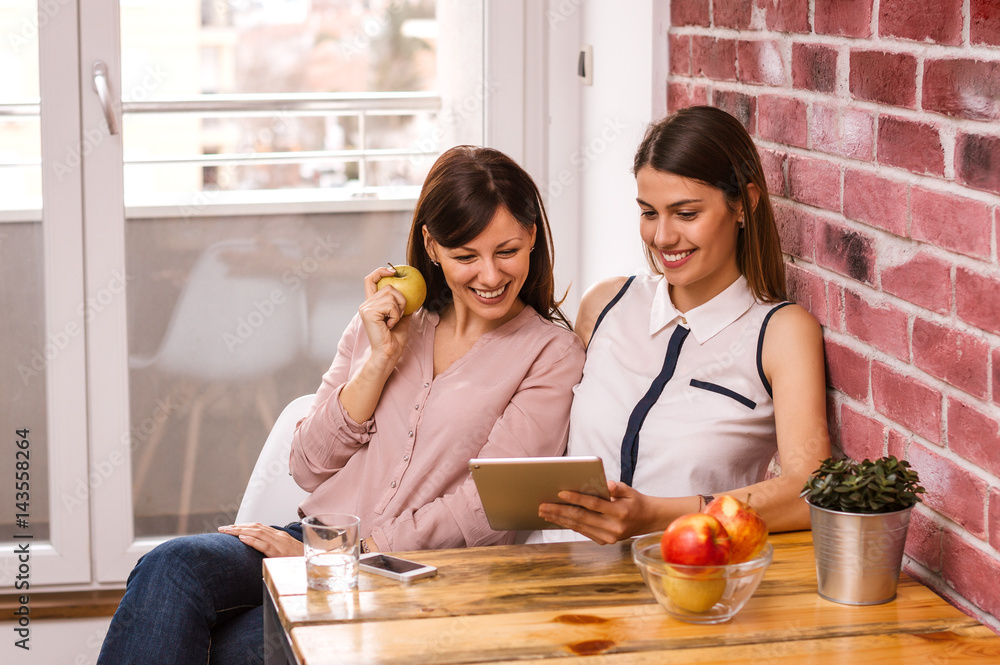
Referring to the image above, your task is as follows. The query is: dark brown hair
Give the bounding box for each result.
[406,145,570,327]
[632,106,787,303]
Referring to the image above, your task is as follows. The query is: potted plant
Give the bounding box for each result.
[800,455,926,605]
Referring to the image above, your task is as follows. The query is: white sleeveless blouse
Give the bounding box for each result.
[537,274,786,543]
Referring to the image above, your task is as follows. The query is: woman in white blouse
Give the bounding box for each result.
[539,106,831,543]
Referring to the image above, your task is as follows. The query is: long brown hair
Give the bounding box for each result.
[633,106,786,303]
[406,145,571,327]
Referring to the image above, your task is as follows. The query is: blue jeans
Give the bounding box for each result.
[97,523,303,665]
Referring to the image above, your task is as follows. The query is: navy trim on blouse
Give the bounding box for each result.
[756,301,793,398]
[689,379,757,410]
[588,275,635,348]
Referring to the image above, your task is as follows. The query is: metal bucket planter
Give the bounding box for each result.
[808,501,913,605]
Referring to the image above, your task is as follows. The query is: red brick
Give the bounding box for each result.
[671,0,710,26]
[786,263,829,325]
[843,169,908,236]
[842,109,875,161]
[972,0,1000,46]
[810,103,840,155]
[888,428,907,460]
[956,132,1000,195]
[738,40,786,86]
[757,95,808,148]
[667,82,709,113]
[713,0,752,29]
[812,105,875,161]
[792,43,837,93]
[759,147,786,197]
[839,404,884,460]
[844,290,909,360]
[826,341,871,402]
[957,268,1000,335]
[873,364,941,443]
[947,397,1000,477]
[787,154,840,212]
[817,222,877,285]
[764,0,810,33]
[879,0,963,45]
[880,251,952,315]
[850,50,917,108]
[815,0,873,37]
[712,90,756,134]
[669,34,691,76]
[994,346,1000,407]
[910,445,986,535]
[942,530,1000,616]
[692,36,738,81]
[828,283,845,332]
[911,187,992,260]
[991,487,1000,551]
[877,116,944,177]
[923,59,1000,123]
[774,201,816,261]
[905,508,942,572]
[913,318,990,398]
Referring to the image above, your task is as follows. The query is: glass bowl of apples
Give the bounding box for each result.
[632,499,773,624]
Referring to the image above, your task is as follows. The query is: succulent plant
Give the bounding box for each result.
[800,455,926,514]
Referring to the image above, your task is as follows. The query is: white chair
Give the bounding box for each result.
[235,394,315,526]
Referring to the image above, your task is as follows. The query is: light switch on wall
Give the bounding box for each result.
[578,44,593,86]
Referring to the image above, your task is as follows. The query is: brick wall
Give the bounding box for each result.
[667,0,1000,628]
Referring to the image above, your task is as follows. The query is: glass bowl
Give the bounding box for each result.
[631,532,773,624]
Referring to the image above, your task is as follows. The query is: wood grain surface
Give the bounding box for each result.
[263,531,998,664]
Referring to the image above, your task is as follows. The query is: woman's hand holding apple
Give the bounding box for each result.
[359,266,413,374]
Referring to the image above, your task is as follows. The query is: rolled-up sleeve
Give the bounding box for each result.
[289,315,375,492]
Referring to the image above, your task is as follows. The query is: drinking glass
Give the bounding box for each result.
[301,513,360,592]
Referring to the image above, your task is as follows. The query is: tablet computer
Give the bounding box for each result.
[469,456,610,531]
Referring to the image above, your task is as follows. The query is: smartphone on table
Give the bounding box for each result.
[359,553,438,582]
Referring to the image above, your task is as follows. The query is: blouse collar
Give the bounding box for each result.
[649,275,755,344]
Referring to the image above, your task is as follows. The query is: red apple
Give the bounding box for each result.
[660,513,731,566]
[703,495,768,564]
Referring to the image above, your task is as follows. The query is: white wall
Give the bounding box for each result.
[571,0,669,298]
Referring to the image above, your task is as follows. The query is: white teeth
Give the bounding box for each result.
[662,250,693,262]
[473,285,507,299]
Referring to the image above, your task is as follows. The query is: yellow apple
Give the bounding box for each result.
[376,264,427,316]
[662,571,727,613]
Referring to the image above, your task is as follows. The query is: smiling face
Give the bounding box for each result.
[636,166,742,312]
[423,205,537,328]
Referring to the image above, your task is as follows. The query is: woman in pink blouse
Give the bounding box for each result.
[99,146,585,665]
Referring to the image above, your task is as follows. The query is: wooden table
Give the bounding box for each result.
[263,531,1000,664]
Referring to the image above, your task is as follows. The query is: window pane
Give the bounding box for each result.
[0,3,42,212]
[125,211,411,536]
[0,0,49,541]
[120,0,456,203]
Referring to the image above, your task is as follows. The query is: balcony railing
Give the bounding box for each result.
[0,92,442,215]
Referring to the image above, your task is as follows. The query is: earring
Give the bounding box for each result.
[530,246,535,252]
[738,217,745,228]
[431,259,440,267]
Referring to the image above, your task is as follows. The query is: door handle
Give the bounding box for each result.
[92,61,120,135]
